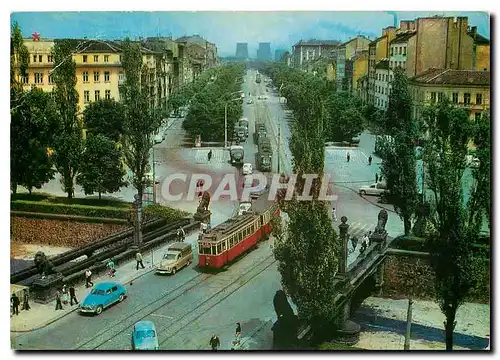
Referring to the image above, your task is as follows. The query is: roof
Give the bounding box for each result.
[54,39,123,53]
[391,31,416,44]
[410,68,490,86]
[468,32,490,45]
[176,35,208,45]
[369,35,386,46]
[293,39,341,47]
[341,35,371,46]
[375,59,390,70]
[168,242,192,251]
[95,282,119,289]
[134,321,155,330]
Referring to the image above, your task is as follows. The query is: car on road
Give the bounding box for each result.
[155,242,193,275]
[132,321,159,350]
[257,95,268,100]
[79,282,127,315]
[153,134,163,144]
[242,163,253,175]
[247,98,254,104]
[242,175,268,199]
[359,182,388,197]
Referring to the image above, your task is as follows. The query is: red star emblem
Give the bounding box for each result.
[32,32,40,41]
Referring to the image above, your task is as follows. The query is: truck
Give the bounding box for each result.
[238,118,249,138]
[254,121,267,144]
[230,145,245,166]
[256,73,261,83]
[235,125,247,142]
[257,136,272,172]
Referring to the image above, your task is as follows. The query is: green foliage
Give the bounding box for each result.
[83,99,126,142]
[51,40,84,199]
[143,203,190,221]
[10,88,59,194]
[325,93,363,142]
[11,192,130,207]
[421,99,484,350]
[10,22,29,84]
[11,200,132,219]
[379,68,419,235]
[77,135,127,199]
[121,38,162,199]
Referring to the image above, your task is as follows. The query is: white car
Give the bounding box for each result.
[257,95,268,100]
[153,134,163,144]
[247,99,254,104]
[359,182,388,196]
[242,163,253,175]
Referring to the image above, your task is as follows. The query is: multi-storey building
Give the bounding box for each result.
[374,59,391,110]
[351,50,369,93]
[235,43,249,59]
[274,49,286,62]
[257,43,271,61]
[468,26,490,71]
[409,68,490,122]
[357,75,369,104]
[343,35,371,60]
[291,39,341,68]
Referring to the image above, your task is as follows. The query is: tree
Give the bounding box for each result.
[83,99,125,142]
[121,38,161,200]
[51,40,84,199]
[379,68,419,234]
[77,134,127,199]
[422,100,483,351]
[11,89,59,194]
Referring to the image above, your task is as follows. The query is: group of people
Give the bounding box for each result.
[10,289,30,316]
[209,322,242,351]
[55,284,79,310]
[349,231,372,255]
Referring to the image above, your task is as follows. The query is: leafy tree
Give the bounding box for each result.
[421,100,483,351]
[11,89,59,194]
[77,134,127,199]
[83,99,125,142]
[379,68,419,234]
[51,40,84,199]
[121,38,162,200]
[325,93,363,142]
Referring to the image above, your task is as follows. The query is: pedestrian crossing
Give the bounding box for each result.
[192,148,230,165]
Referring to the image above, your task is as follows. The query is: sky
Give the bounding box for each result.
[10,11,490,58]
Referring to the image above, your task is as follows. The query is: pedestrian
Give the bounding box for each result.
[85,268,94,288]
[232,322,242,349]
[332,207,337,222]
[69,285,78,306]
[209,334,220,351]
[375,173,379,183]
[61,284,69,305]
[379,175,383,182]
[177,226,185,242]
[22,289,30,311]
[55,291,63,310]
[362,233,369,248]
[208,149,213,162]
[136,251,145,270]
[107,259,116,278]
[11,293,20,315]
[368,155,372,166]
[346,152,350,162]
[367,231,372,246]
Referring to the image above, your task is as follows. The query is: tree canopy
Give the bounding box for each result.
[83,99,125,142]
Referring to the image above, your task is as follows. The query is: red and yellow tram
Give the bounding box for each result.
[198,192,280,270]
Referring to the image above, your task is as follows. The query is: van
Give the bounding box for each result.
[155,242,193,275]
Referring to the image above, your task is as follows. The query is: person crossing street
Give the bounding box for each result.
[208,149,213,162]
[55,291,63,310]
[177,226,186,242]
[332,207,337,222]
[368,155,372,166]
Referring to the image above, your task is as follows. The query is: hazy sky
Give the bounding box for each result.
[11,11,490,57]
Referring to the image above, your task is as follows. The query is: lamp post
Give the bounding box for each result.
[225,92,242,149]
[133,194,143,250]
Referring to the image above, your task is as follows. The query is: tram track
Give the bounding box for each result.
[77,248,277,350]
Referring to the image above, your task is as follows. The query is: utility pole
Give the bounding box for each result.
[404,292,414,350]
[133,194,143,250]
[277,119,281,174]
[152,147,156,203]
[224,103,228,148]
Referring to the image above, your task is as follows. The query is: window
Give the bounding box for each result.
[104,71,110,82]
[94,90,100,101]
[119,72,124,82]
[84,91,90,103]
[119,55,122,63]
[94,55,99,62]
[398,47,402,55]
[48,74,54,84]
[430,92,436,103]
[390,61,393,68]
[105,90,111,100]
[475,113,481,121]
[48,55,53,62]
[104,55,109,63]
[403,46,407,56]
[464,93,471,104]
[83,55,87,63]
[438,92,445,103]
[22,75,29,84]
[390,47,394,56]
[93,71,100,82]
[32,55,37,63]
[34,73,43,84]
[390,74,393,82]
[402,61,406,68]
[452,92,458,103]
[82,71,89,83]
[476,93,483,105]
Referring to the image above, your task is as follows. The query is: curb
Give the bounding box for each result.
[10,266,156,333]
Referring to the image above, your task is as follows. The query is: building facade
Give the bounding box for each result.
[352,50,369,92]
[468,26,490,71]
[291,39,341,68]
[257,42,271,61]
[235,42,249,59]
[343,35,371,60]
[409,68,490,122]
[274,49,286,62]
[374,59,391,110]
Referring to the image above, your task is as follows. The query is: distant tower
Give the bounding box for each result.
[257,42,271,61]
[386,11,398,27]
[235,43,249,59]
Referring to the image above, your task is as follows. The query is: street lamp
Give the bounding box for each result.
[225,91,242,149]
[133,194,143,250]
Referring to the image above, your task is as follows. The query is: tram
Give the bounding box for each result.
[197,191,279,270]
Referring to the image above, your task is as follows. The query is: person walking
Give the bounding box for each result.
[22,289,30,311]
[375,173,379,183]
[61,284,69,305]
[85,268,94,288]
[209,334,220,351]
[177,226,185,242]
[136,252,145,270]
[346,152,350,162]
[368,155,373,166]
[332,207,337,222]
[232,322,242,349]
[208,149,213,162]
[69,285,78,306]
[107,259,116,278]
[55,291,63,310]
[11,293,20,315]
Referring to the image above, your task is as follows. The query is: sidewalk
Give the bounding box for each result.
[10,229,200,333]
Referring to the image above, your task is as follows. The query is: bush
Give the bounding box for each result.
[11,192,130,208]
[391,235,428,252]
[143,204,190,222]
[11,200,132,219]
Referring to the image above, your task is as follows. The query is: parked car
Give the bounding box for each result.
[258,95,268,100]
[155,242,193,275]
[79,282,127,315]
[359,182,388,196]
[153,134,163,144]
[242,163,253,175]
[247,98,254,104]
[132,321,159,350]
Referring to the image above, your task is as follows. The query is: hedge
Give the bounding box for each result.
[143,204,190,223]
[12,192,130,208]
[11,200,132,219]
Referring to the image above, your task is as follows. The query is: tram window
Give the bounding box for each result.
[239,232,243,241]
[211,245,217,255]
[222,241,227,251]
[198,244,203,254]
[217,243,222,253]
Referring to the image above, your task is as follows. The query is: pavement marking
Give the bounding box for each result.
[151,314,175,319]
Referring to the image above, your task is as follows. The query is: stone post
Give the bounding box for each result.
[337,216,349,276]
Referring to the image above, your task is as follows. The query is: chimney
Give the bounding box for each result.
[471,26,477,37]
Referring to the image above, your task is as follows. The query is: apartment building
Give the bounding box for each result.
[343,35,371,61]
[345,49,369,93]
[468,26,490,71]
[374,59,391,110]
[291,39,341,68]
[409,68,490,122]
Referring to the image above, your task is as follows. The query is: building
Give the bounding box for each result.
[367,27,397,106]
[175,34,218,71]
[468,26,490,71]
[291,39,342,68]
[343,35,371,60]
[357,75,369,104]
[257,42,271,61]
[374,59,391,110]
[351,50,369,93]
[235,42,249,59]
[409,68,490,122]
[274,49,287,62]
